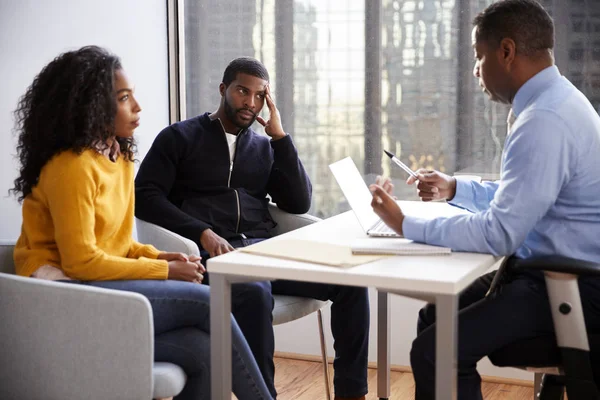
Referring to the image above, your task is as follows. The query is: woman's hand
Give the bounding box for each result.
[160,252,205,283]
[168,259,205,283]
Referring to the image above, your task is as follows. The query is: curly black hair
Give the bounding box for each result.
[11,45,136,202]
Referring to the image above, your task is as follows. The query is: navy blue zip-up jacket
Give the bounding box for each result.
[135,113,312,246]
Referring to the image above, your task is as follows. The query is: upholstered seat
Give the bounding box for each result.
[0,241,186,400]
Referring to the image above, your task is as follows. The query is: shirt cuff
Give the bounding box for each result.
[448,177,474,209]
[402,215,428,243]
[270,133,292,147]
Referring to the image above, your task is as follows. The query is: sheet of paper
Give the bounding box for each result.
[239,239,390,268]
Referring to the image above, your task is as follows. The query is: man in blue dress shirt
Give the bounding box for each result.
[369,0,600,398]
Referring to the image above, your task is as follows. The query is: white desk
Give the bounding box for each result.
[209,201,500,399]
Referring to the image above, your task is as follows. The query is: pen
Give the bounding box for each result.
[383,149,418,179]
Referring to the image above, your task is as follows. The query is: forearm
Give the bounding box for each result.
[128,240,163,259]
[267,135,312,213]
[403,211,521,256]
[448,178,499,213]
[62,249,168,281]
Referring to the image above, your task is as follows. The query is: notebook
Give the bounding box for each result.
[329,157,401,237]
[351,238,451,256]
[239,238,390,268]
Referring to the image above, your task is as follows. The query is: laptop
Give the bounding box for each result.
[329,157,401,237]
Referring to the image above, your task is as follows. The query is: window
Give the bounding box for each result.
[178,0,600,219]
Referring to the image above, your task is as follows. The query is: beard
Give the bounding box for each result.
[224,97,257,129]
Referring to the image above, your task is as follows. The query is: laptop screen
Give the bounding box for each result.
[329,157,379,232]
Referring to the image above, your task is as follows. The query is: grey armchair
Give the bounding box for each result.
[0,240,186,400]
[489,256,600,399]
[136,203,333,399]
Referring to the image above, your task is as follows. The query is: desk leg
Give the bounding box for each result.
[210,273,232,400]
[435,294,458,400]
[377,291,391,400]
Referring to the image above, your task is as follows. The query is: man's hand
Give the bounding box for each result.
[200,229,235,258]
[375,175,396,197]
[369,184,405,236]
[167,259,204,283]
[256,85,286,140]
[407,169,457,201]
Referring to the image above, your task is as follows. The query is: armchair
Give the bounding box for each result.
[489,256,600,399]
[136,203,333,399]
[0,240,185,400]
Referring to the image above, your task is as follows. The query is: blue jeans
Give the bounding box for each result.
[202,238,370,398]
[77,280,272,400]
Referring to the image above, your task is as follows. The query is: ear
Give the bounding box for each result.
[219,83,226,97]
[499,37,516,68]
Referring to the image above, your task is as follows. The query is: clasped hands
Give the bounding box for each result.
[158,252,205,284]
[369,169,458,236]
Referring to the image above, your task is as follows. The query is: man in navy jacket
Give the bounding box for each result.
[135,57,369,400]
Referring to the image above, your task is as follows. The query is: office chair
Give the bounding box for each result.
[488,256,600,399]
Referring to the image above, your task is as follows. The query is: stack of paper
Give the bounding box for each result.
[350,238,451,255]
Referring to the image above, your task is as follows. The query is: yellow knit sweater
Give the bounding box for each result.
[14,149,169,280]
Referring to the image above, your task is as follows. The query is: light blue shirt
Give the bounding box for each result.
[403,66,600,263]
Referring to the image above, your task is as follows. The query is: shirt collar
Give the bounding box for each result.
[207,112,244,136]
[512,65,561,118]
[512,65,561,117]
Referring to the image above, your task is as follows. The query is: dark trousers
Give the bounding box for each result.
[202,237,370,398]
[410,267,600,400]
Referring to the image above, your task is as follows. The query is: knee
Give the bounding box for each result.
[333,285,369,305]
[155,328,211,376]
[235,281,273,311]
[417,303,435,334]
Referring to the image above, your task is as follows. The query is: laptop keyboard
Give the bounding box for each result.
[370,219,397,235]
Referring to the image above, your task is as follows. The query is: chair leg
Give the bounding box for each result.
[534,372,543,399]
[317,309,332,400]
[539,374,565,400]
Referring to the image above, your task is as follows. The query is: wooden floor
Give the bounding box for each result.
[270,357,534,400]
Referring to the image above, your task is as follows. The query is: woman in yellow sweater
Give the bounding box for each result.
[11,46,271,400]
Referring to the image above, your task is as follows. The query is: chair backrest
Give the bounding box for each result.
[136,218,200,255]
[0,240,16,274]
[0,272,155,399]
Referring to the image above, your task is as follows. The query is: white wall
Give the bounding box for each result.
[274,260,534,382]
[0,0,169,240]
